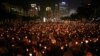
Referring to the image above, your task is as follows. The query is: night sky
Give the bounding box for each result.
[67,0,81,9]
[33,0,83,9]
[30,0,91,10]
[63,0,91,9]
[1,0,91,9]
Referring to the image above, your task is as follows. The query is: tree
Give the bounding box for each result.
[91,0,100,18]
[77,5,92,20]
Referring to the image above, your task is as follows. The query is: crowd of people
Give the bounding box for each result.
[0,20,100,56]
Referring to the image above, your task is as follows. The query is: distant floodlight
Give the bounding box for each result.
[62,2,66,5]
[69,9,77,16]
[31,4,36,7]
[11,8,17,11]
[88,4,91,6]
[35,7,38,10]
[46,7,51,11]
[55,4,58,6]
[38,6,40,11]
[43,17,46,22]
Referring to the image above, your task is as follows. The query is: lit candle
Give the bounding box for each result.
[42,51,45,54]
[12,37,14,40]
[44,46,47,49]
[0,34,3,37]
[26,48,29,52]
[85,40,89,43]
[25,36,28,39]
[29,53,32,56]
[39,44,42,47]
[96,38,98,41]
[12,44,15,47]
[81,42,83,44]
[29,40,31,43]
[65,44,68,47]
[61,46,64,50]
[75,41,78,45]
[18,38,21,40]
